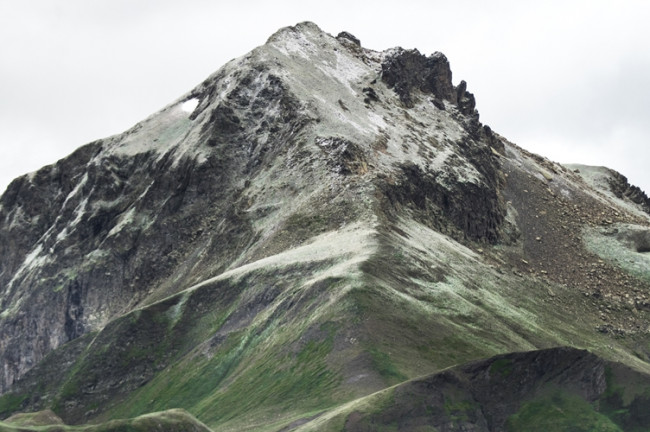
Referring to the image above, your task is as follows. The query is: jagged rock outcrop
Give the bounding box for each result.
[608,169,650,214]
[381,49,456,107]
[336,31,361,46]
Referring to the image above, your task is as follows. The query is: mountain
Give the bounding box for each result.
[1,22,650,431]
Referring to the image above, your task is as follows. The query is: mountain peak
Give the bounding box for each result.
[0,22,504,398]
[266,21,326,43]
[1,22,650,432]
[265,21,476,109]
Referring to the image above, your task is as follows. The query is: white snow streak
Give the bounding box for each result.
[180,98,199,113]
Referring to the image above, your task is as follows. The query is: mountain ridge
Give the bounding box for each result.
[1,21,650,431]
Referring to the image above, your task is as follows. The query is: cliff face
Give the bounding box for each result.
[1,22,649,431]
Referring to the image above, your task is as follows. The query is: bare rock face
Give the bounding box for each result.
[380,48,479,121]
[380,158,504,243]
[0,51,310,392]
[336,31,361,46]
[382,49,456,107]
[0,139,258,391]
[608,169,650,214]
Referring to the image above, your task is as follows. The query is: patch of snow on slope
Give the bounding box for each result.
[217,74,239,101]
[180,98,199,113]
[367,112,387,130]
[7,206,27,230]
[56,196,89,243]
[0,296,24,319]
[428,147,454,171]
[55,174,89,242]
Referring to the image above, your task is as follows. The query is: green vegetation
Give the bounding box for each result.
[0,409,210,432]
[0,393,27,419]
[600,366,628,426]
[598,366,650,432]
[368,348,407,383]
[103,318,341,430]
[489,357,513,377]
[444,396,477,424]
[506,391,622,432]
[583,225,650,284]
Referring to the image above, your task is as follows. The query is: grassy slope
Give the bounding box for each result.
[293,350,650,432]
[0,409,211,432]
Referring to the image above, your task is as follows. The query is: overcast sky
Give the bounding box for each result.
[1,0,649,195]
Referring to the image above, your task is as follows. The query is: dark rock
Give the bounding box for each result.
[482,124,505,155]
[607,169,650,214]
[381,49,457,107]
[380,161,504,243]
[362,87,379,104]
[430,98,446,110]
[64,279,84,341]
[381,49,481,124]
[336,31,361,46]
[317,137,368,175]
[456,80,477,116]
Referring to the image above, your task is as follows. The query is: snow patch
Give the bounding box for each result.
[22,244,44,271]
[110,105,195,159]
[180,98,199,113]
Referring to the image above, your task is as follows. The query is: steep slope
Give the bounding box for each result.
[1,22,650,432]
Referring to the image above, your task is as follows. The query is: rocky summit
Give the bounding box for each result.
[1,22,650,432]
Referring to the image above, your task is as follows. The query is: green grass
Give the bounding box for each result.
[506,391,622,432]
[599,365,650,432]
[8,217,650,431]
[194,322,340,427]
[443,396,477,424]
[0,393,27,419]
[103,319,342,430]
[489,358,513,377]
[367,348,407,384]
[0,409,210,432]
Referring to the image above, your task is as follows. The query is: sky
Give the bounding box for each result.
[1,0,649,195]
